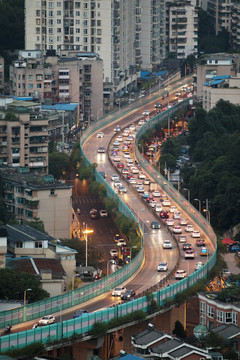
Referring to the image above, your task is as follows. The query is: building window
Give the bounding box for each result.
[35,241,43,248]
[28,84,33,89]
[233,312,238,325]
[207,305,214,318]
[57,19,61,24]
[225,312,232,323]
[57,1,61,6]
[50,189,55,196]
[83,2,88,8]
[76,28,80,33]
[57,10,61,15]
[49,10,53,17]
[83,11,88,18]
[200,301,206,314]
[16,242,23,248]
[76,11,80,16]
[83,37,88,43]
[217,310,223,322]
[83,28,88,35]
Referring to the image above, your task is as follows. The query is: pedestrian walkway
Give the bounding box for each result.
[223,253,240,275]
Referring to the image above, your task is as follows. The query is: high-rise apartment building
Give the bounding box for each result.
[0,57,4,94]
[24,0,168,91]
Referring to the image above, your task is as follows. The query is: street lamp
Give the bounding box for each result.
[194,198,201,213]
[203,209,211,224]
[23,288,32,306]
[83,225,94,267]
[183,188,190,202]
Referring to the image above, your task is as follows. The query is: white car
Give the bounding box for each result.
[152,190,160,197]
[117,239,127,247]
[175,270,187,279]
[112,156,121,162]
[157,261,168,272]
[155,203,162,212]
[123,153,130,159]
[113,140,119,146]
[185,224,194,232]
[116,136,123,142]
[137,186,144,193]
[112,286,126,296]
[138,172,146,179]
[111,174,119,181]
[195,261,203,271]
[170,206,177,213]
[129,124,136,131]
[150,200,157,208]
[163,240,173,249]
[192,230,200,238]
[129,178,136,184]
[131,167,139,174]
[110,249,118,257]
[179,218,188,226]
[178,235,187,243]
[96,132,104,138]
[162,199,170,207]
[39,315,55,326]
[114,180,122,188]
[172,226,182,234]
[127,160,134,167]
[185,250,195,259]
[118,185,127,193]
[173,211,181,219]
[166,219,174,226]
[138,119,145,126]
[143,110,149,116]
[100,210,108,217]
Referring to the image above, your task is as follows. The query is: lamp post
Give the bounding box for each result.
[203,209,211,224]
[183,188,190,202]
[83,225,94,267]
[194,198,201,213]
[23,288,32,306]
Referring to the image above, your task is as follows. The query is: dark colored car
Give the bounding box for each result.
[121,289,135,301]
[230,245,240,253]
[196,239,205,247]
[151,221,161,229]
[160,211,169,219]
[73,309,88,318]
[183,243,192,251]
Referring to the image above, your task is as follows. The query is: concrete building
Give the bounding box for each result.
[167,1,198,59]
[195,53,233,99]
[0,168,72,239]
[24,0,168,93]
[202,74,240,111]
[9,50,103,121]
[207,0,232,35]
[0,57,4,94]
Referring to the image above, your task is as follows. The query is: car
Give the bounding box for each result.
[114,180,122,188]
[160,211,169,219]
[170,206,177,213]
[110,249,118,257]
[162,199,171,207]
[122,168,129,174]
[121,289,135,300]
[150,200,157,208]
[114,125,121,132]
[39,315,55,326]
[100,209,108,217]
[113,156,121,162]
[117,239,127,247]
[96,132,104,138]
[230,245,240,253]
[173,211,181,219]
[127,160,134,167]
[112,286,126,296]
[200,247,208,256]
[196,239,205,247]
[183,243,192,251]
[113,140,119,146]
[118,185,127,193]
[138,172,146,179]
[185,224,194,232]
[144,178,151,185]
[129,178,136,184]
[116,136,123,142]
[127,135,134,142]
[146,196,154,203]
[122,146,129,153]
[143,110,150,116]
[160,194,168,202]
[98,146,105,153]
[179,218,188,226]
[152,190,160,197]
[192,230,200,238]
[166,219,174,226]
[173,226,182,234]
[123,153,130,159]
[77,208,81,215]
[131,167,139,174]
[114,234,121,242]
[137,186,144,193]
[178,235,187,243]
[195,261,203,271]
[111,174,119,181]
[155,203,162,212]
[185,250,195,259]
[175,270,188,279]
[117,162,124,169]
[151,221,161,229]
[157,261,168,271]
[90,208,98,219]
[163,240,173,249]
[142,191,149,199]
[73,310,88,318]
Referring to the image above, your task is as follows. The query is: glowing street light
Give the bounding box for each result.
[83,225,94,267]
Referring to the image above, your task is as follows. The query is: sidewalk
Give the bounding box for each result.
[223,253,240,275]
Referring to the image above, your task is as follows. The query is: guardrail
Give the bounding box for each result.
[0,84,217,352]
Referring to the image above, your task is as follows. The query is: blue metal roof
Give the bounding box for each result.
[140,70,151,78]
[211,79,224,85]
[41,103,78,111]
[155,71,168,76]
[120,355,144,360]
[13,96,34,101]
[211,75,230,80]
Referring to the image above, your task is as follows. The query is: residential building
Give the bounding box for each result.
[194,53,233,98]
[0,57,4,94]
[24,0,168,94]
[202,73,240,111]
[207,0,232,35]
[0,168,72,239]
[131,323,219,359]
[9,49,104,121]
[232,3,240,49]
[167,1,198,60]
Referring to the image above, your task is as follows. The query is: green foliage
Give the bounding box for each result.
[48,136,58,154]
[104,197,118,212]
[25,217,45,233]
[4,111,19,122]
[89,321,108,337]
[116,214,135,235]
[4,341,45,359]
[89,181,106,198]
[172,320,186,338]
[146,292,159,314]
[0,198,7,224]
[49,152,73,179]
[0,269,49,302]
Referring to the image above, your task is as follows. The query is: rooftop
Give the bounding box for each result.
[132,324,166,346]
[2,224,54,243]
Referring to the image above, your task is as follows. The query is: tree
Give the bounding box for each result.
[49,152,73,179]
[172,320,186,338]
[25,217,46,233]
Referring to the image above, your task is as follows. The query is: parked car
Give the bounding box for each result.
[151,221,160,229]
[163,240,173,249]
[121,289,135,300]
[175,270,187,279]
[100,209,108,217]
[157,261,168,272]
[73,310,88,318]
[112,286,126,296]
[39,315,55,326]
